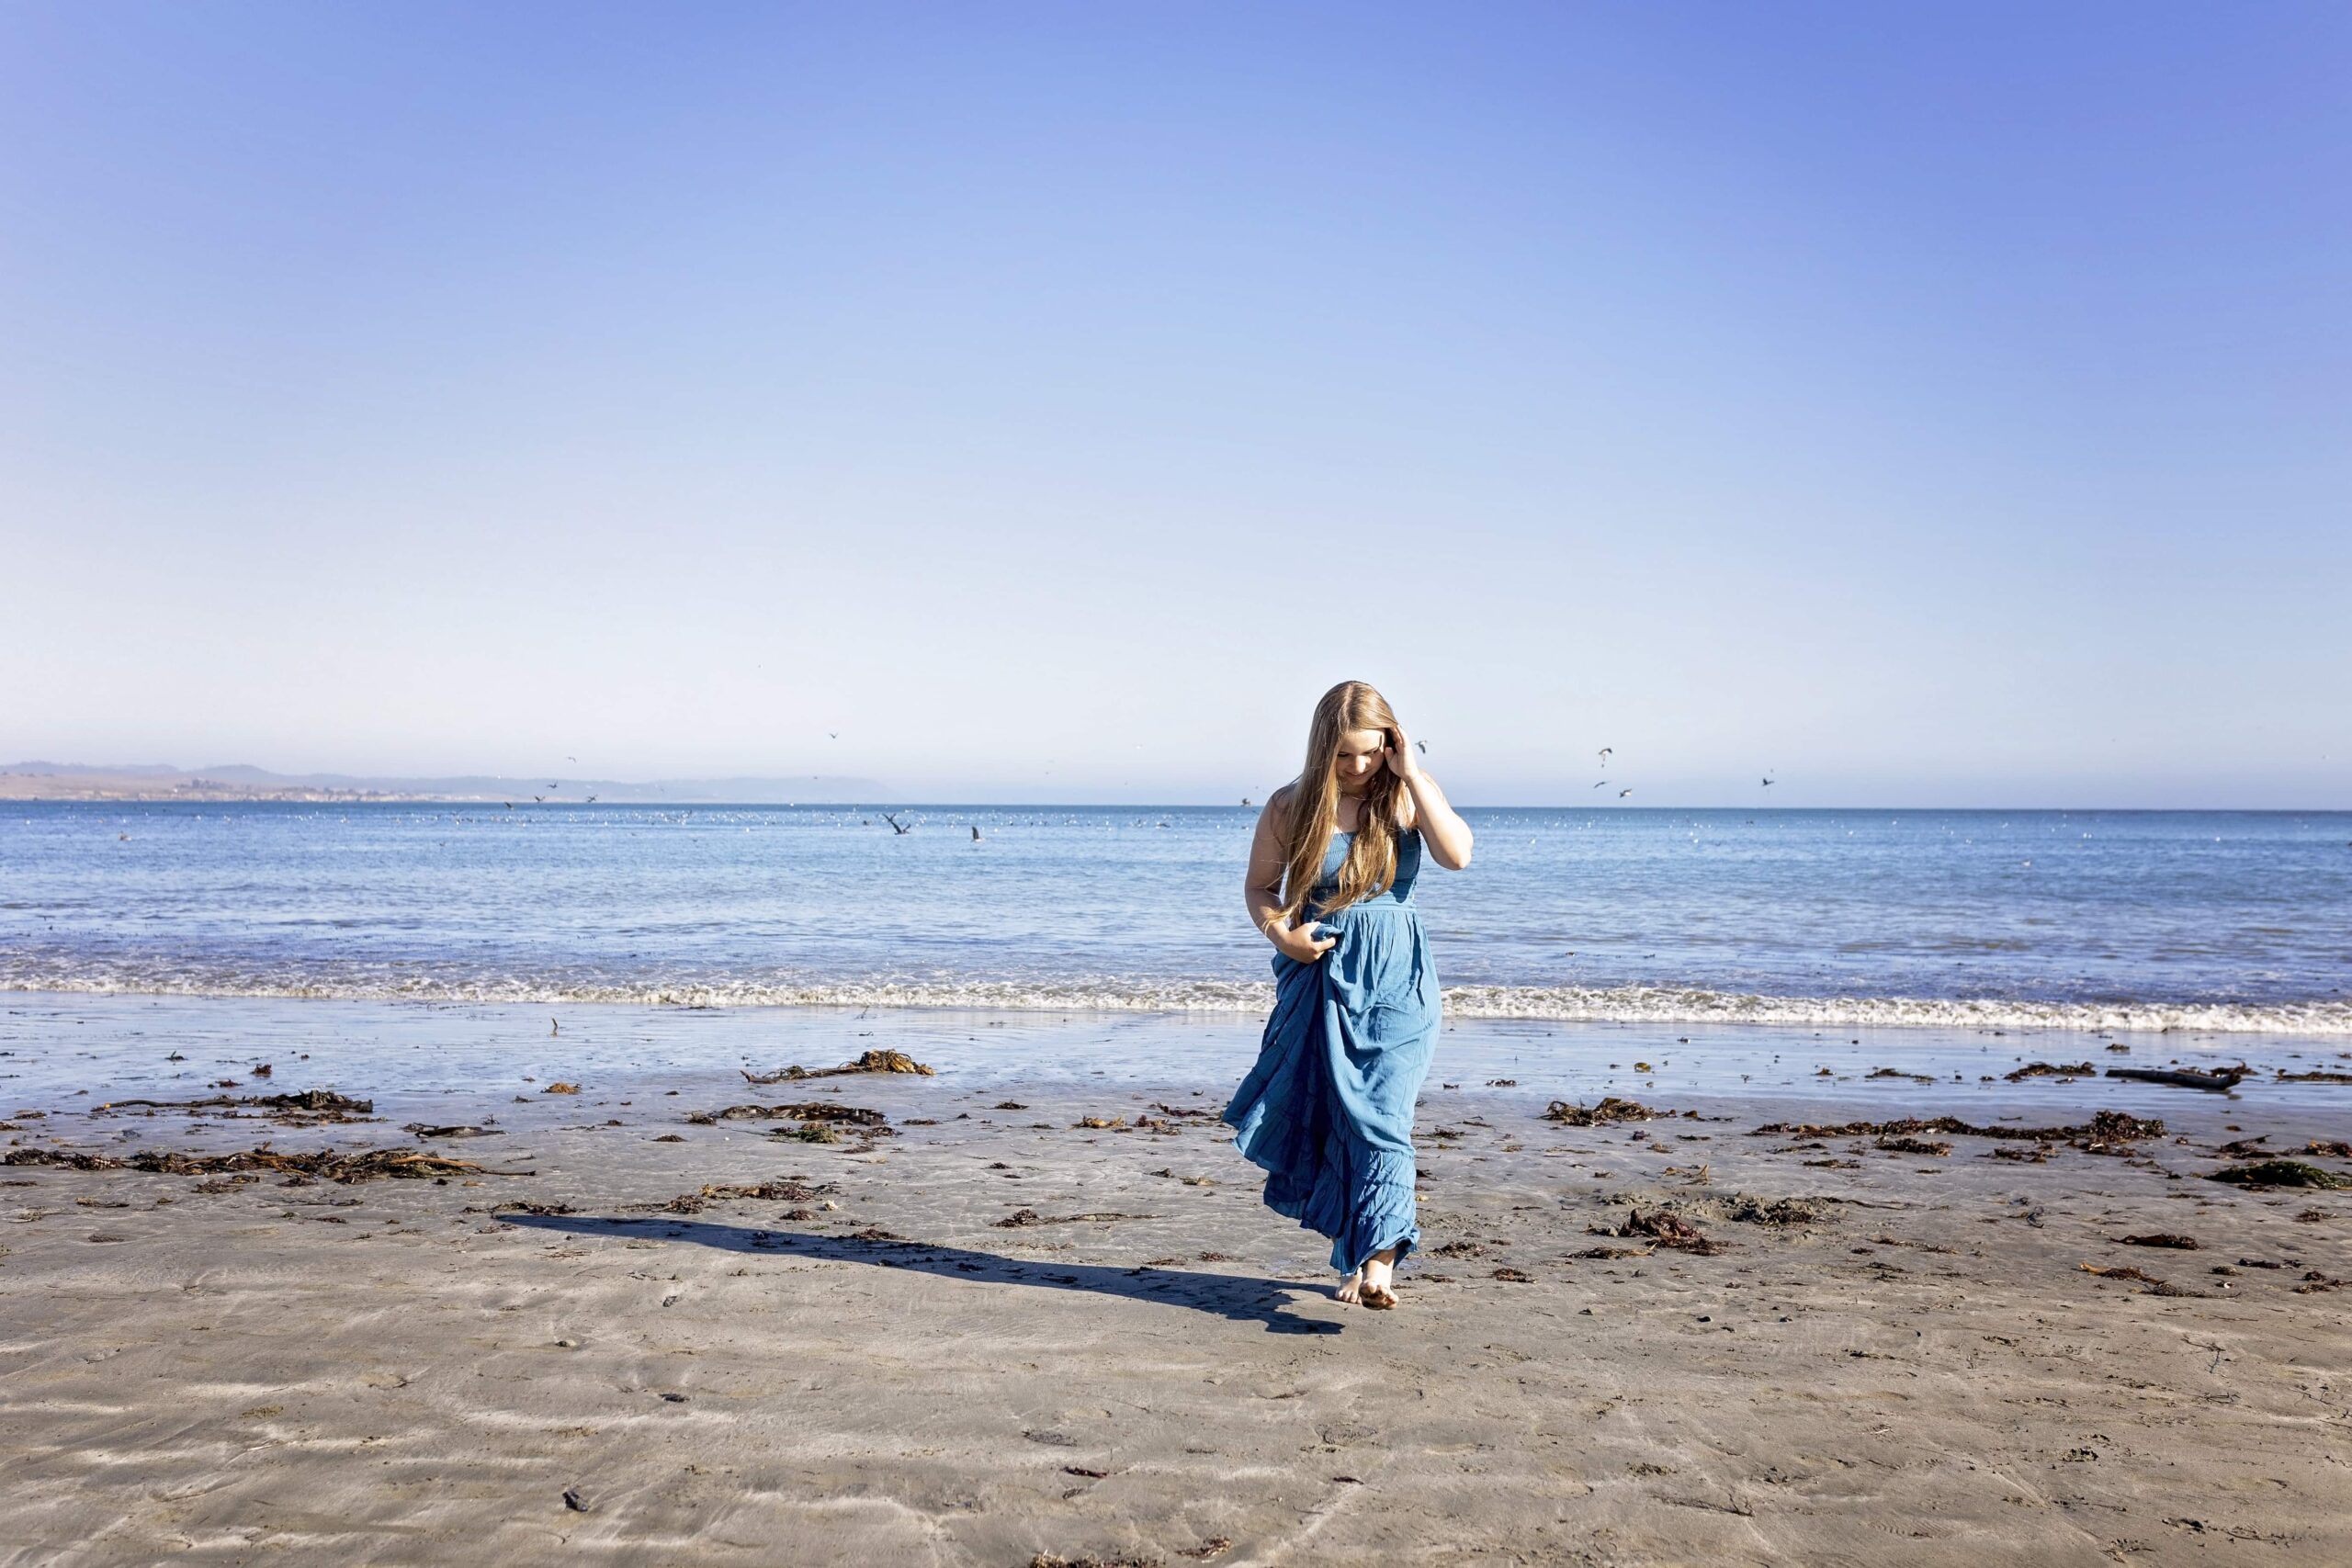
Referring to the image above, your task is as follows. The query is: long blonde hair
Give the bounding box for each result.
[1274,680,1404,923]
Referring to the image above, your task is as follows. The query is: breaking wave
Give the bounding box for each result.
[5,957,2347,1035]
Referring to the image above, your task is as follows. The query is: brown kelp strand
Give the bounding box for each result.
[1543,1097,1673,1125]
[1751,1110,2164,1144]
[740,1050,935,1084]
[2105,1065,2247,1090]
[686,1102,888,1125]
[2,1145,524,1183]
[2204,1160,2352,1190]
[88,1089,376,1124]
[1589,1207,1723,1254]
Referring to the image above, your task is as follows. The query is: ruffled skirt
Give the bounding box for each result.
[1223,901,1440,1273]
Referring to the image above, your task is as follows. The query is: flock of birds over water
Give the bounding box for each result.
[485,744,1782,833]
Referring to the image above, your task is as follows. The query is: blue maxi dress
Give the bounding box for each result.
[1223,824,1442,1274]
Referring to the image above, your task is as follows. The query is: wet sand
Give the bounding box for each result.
[2,1034,2347,1565]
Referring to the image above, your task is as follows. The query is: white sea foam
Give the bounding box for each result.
[5,961,2347,1035]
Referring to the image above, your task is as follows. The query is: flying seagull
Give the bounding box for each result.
[1619,787,1634,798]
[1598,748,1612,766]
[1761,774,1776,787]
[1592,780,1609,789]
[1416,739,1428,754]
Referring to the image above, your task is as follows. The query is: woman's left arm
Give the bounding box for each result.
[1385,726,1474,870]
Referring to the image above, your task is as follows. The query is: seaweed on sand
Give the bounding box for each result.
[2204,1160,2352,1190]
[645,1179,833,1214]
[686,1102,889,1126]
[90,1089,376,1125]
[741,1050,934,1084]
[1702,1194,1833,1226]
[1752,1110,2164,1148]
[1876,1136,1952,1156]
[2107,1064,2246,1090]
[995,1208,1156,1228]
[2080,1263,2163,1284]
[1589,1207,1723,1254]
[1544,1098,1669,1125]
[3,1145,524,1184]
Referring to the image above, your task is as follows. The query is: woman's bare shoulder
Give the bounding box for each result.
[1263,781,1305,831]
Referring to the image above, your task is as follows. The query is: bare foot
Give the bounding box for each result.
[1336,1267,1364,1304]
[1361,1247,1400,1310]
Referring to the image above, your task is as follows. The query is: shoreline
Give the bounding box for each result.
[5,991,2346,1114]
[7,978,2350,1041]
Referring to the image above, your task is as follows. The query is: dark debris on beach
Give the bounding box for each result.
[1751,1110,2164,1151]
[87,1089,377,1126]
[3,1145,526,1184]
[1544,1097,1675,1125]
[2205,1159,2352,1190]
[741,1050,934,1084]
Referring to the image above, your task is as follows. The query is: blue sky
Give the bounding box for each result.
[3,3,2346,805]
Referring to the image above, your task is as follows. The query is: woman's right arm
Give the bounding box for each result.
[1246,788,1335,963]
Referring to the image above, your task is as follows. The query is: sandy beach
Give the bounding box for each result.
[3,1019,2346,1567]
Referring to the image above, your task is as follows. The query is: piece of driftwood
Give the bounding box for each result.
[2104,1065,2245,1090]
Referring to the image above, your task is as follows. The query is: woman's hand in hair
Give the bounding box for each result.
[1269,919,1339,964]
[1383,725,1426,784]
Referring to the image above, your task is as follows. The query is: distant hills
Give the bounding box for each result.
[0,761,888,804]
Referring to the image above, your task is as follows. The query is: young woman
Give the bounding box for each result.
[1223,681,1475,1310]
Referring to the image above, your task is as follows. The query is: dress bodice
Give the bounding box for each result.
[1309,825,1423,911]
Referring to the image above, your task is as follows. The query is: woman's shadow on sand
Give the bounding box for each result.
[504,1213,1345,1335]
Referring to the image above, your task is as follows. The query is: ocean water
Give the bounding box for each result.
[4,803,2347,1035]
